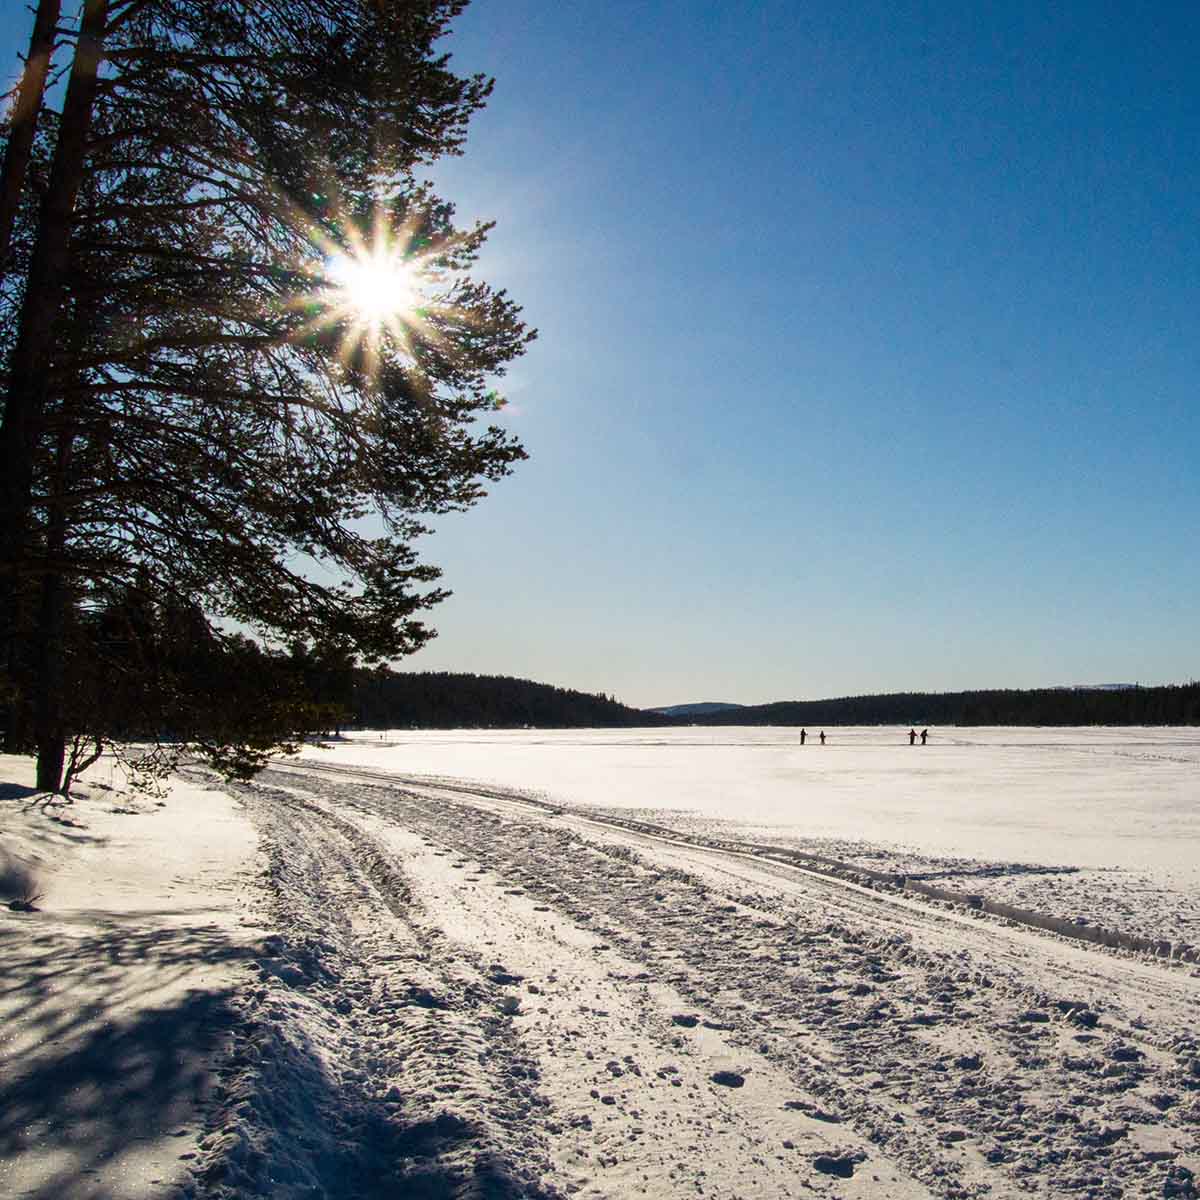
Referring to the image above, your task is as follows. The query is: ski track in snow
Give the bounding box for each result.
[188,759,1200,1200]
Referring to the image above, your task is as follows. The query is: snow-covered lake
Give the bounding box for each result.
[305,726,1200,886]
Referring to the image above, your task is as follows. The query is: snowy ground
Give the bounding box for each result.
[302,727,1200,945]
[2,727,1199,1199]
[0,758,261,1199]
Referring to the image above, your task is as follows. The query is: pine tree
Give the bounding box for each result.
[1,1,533,789]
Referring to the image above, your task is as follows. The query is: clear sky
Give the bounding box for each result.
[412,0,1200,706]
[6,2,1199,707]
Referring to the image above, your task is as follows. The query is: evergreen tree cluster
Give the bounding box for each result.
[682,684,1200,727]
[299,675,1200,732]
[304,676,1200,731]
[349,670,664,730]
[11,583,343,792]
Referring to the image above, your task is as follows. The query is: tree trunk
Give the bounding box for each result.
[0,0,62,281]
[32,554,68,793]
[35,730,66,793]
[32,421,74,794]
[1,0,107,575]
[0,0,61,750]
[1,0,107,760]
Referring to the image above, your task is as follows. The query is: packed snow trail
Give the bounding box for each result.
[190,778,563,1200]
[211,762,1200,1200]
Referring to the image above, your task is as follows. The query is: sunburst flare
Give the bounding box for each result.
[293,198,447,381]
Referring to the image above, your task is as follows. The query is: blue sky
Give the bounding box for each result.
[411,0,1200,706]
[5,2,1199,706]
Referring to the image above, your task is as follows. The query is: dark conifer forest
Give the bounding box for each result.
[679,684,1200,728]
[323,673,1200,730]
[347,670,665,729]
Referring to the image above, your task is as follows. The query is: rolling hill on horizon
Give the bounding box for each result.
[646,702,746,717]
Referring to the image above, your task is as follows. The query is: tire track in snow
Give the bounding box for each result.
[255,763,1200,1200]
[281,761,1200,1018]
[253,772,931,1198]
[190,780,565,1200]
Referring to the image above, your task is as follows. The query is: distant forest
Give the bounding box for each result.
[346,671,667,730]
[679,684,1200,728]
[324,672,1200,729]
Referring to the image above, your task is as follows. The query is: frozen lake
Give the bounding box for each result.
[305,726,1200,888]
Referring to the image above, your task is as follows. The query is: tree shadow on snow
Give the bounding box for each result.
[0,920,558,1198]
[0,917,249,1050]
[0,920,250,1199]
[0,781,41,801]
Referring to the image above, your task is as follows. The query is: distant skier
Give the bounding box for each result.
[920,728,929,745]
[908,728,917,745]
[800,728,807,745]
[819,731,826,745]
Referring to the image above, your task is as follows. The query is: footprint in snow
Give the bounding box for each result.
[813,1153,859,1178]
[711,1071,745,1088]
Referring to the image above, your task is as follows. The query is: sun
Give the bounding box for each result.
[326,248,420,327]
[294,200,446,378]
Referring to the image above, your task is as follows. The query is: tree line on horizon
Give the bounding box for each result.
[292,672,1200,730]
[347,670,662,730]
[680,683,1200,728]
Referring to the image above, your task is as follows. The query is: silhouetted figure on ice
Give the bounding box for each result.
[800,729,807,745]
[819,731,826,745]
[908,728,917,745]
[921,728,929,745]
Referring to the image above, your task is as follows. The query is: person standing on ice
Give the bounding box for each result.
[819,731,826,745]
[800,728,807,745]
[920,728,929,745]
[908,728,917,745]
